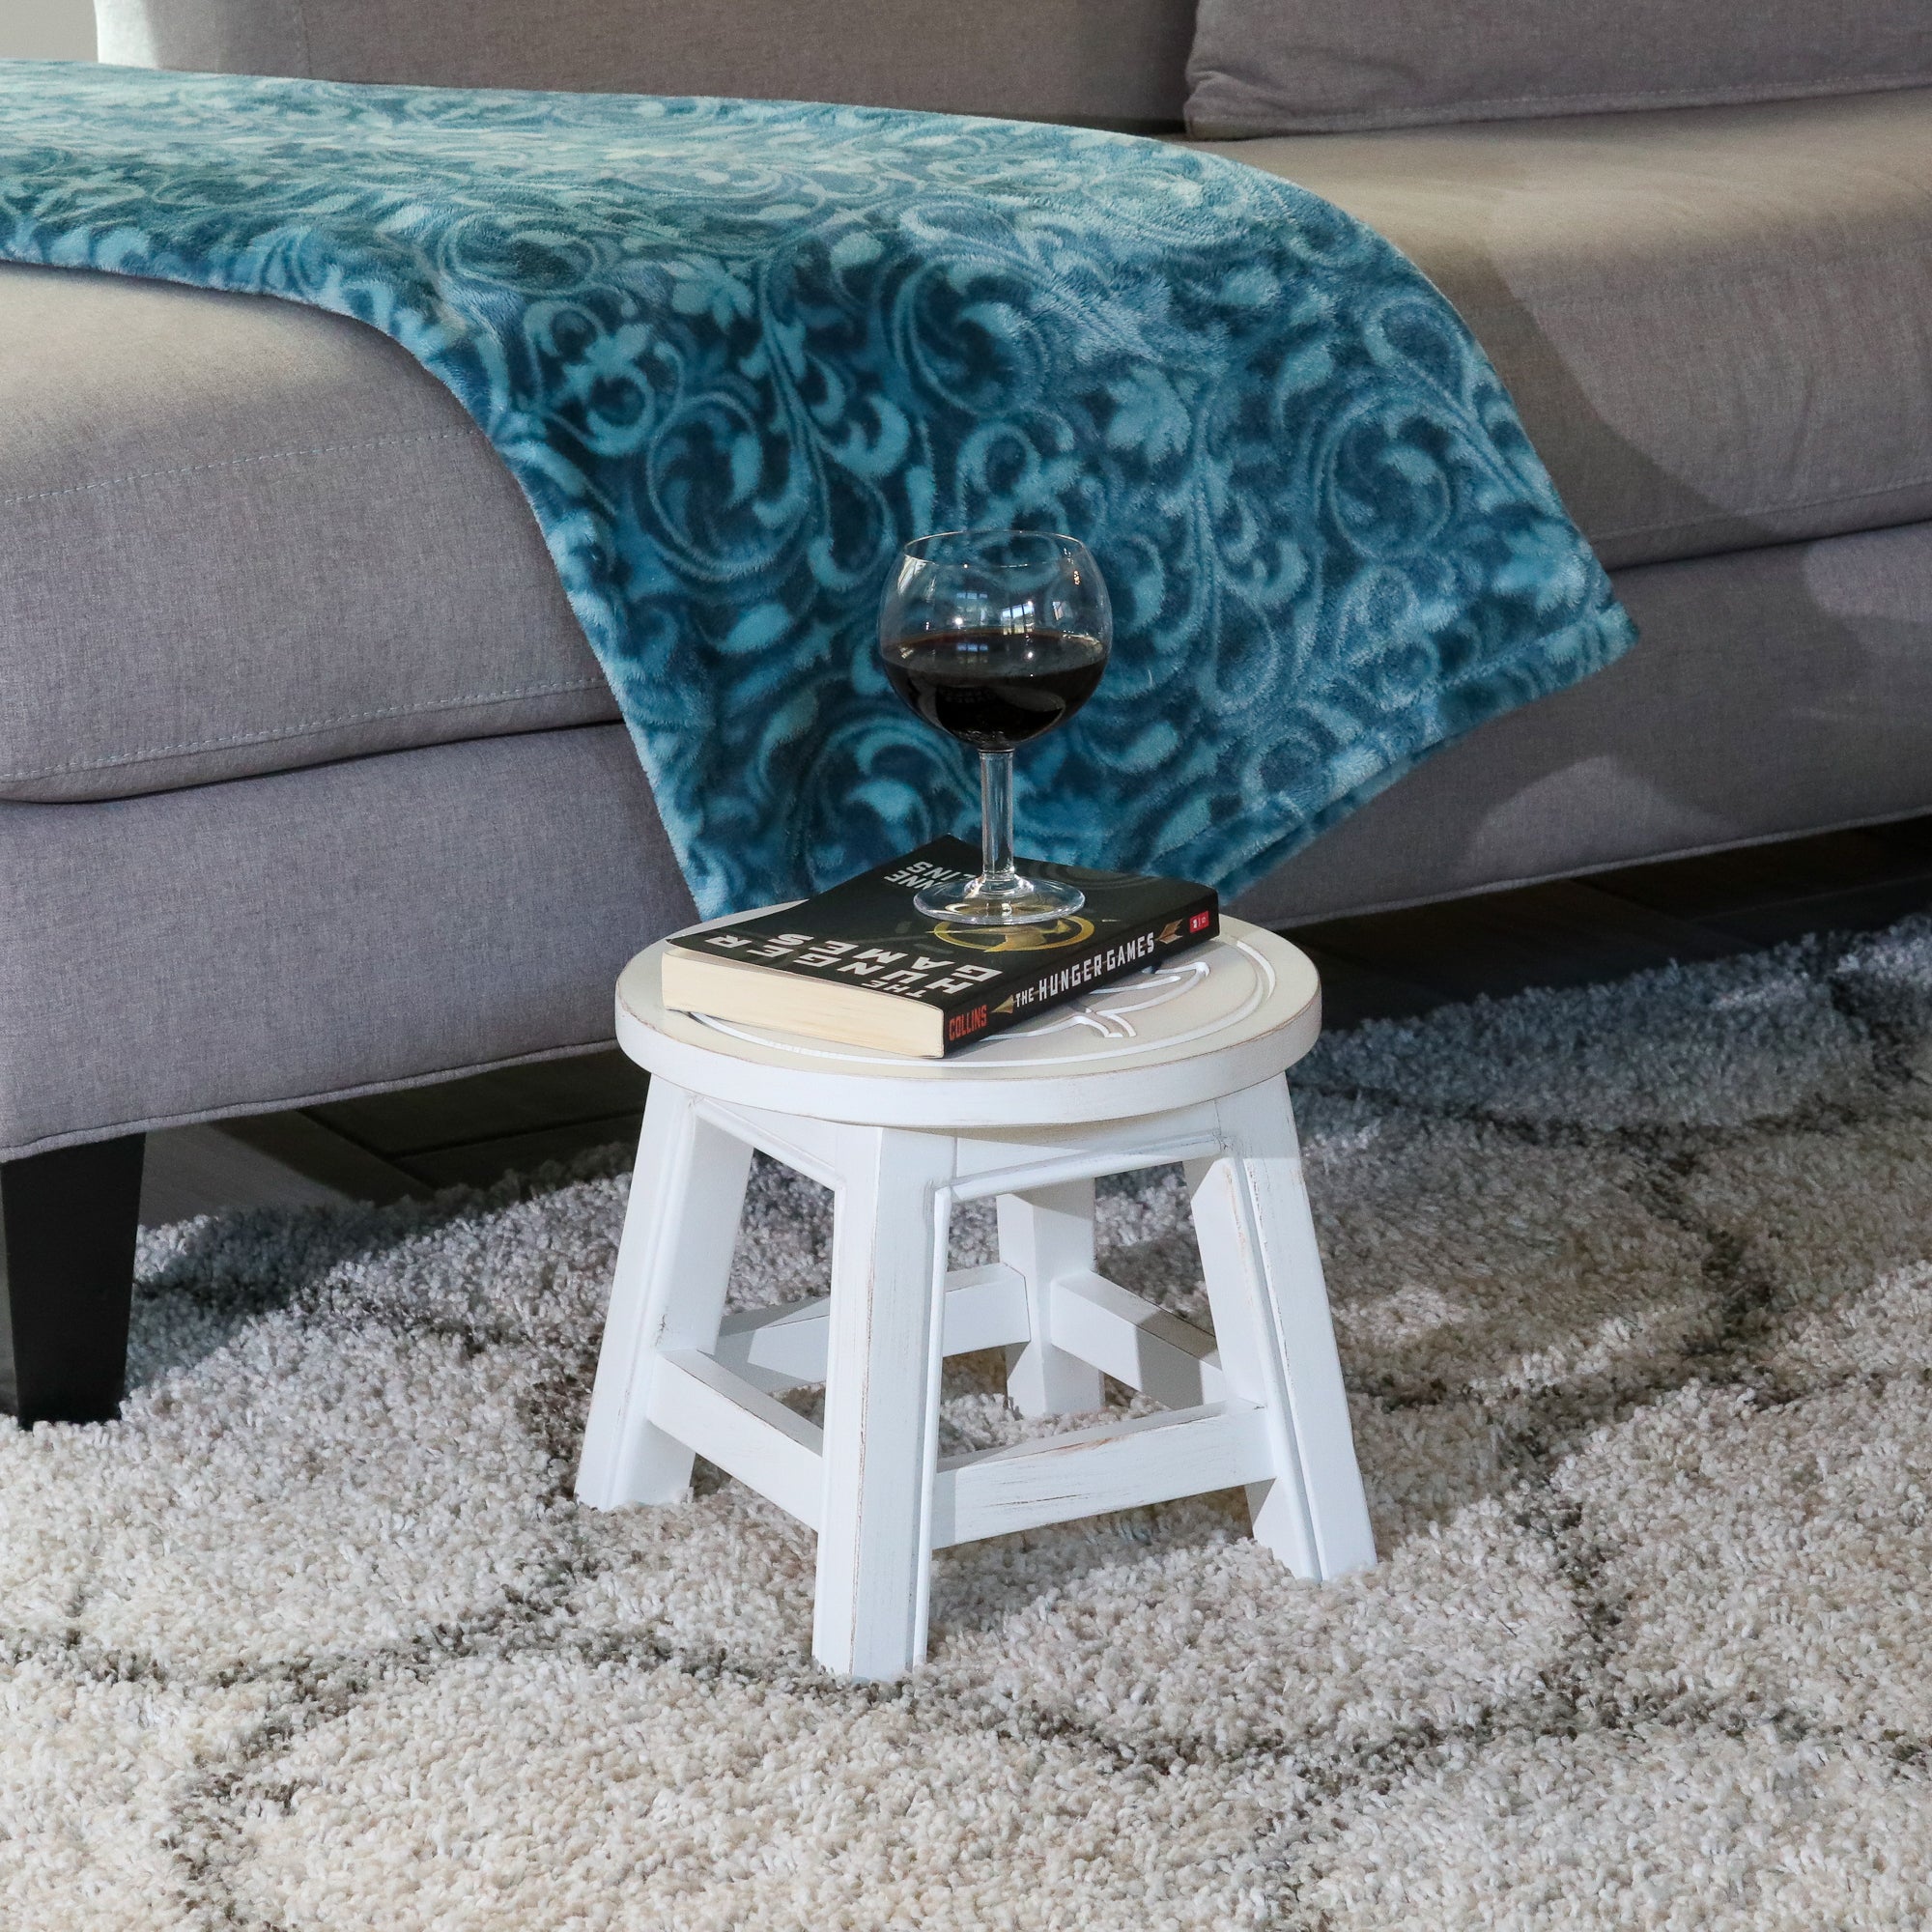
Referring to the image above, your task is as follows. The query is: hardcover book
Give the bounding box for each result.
[661,838,1219,1058]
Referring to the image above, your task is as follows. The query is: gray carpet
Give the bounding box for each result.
[9,918,1932,1927]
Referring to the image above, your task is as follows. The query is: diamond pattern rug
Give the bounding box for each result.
[7,919,1932,1927]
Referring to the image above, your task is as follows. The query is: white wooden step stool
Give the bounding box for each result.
[576,915,1376,1681]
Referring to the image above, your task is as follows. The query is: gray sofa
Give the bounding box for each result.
[5,0,1930,1420]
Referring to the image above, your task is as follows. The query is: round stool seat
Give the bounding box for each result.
[616,915,1321,1129]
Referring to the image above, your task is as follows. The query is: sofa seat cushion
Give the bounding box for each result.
[0,264,618,804]
[1188,89,1932,569]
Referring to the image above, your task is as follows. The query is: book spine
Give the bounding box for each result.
[938,895,1221,1054]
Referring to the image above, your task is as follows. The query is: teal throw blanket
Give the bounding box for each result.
[0,63,1634,916]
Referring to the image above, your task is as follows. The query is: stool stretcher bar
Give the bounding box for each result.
[714,1263,1031,1394]
[645,1344,1273,1551]
[650,1268,1260,1548]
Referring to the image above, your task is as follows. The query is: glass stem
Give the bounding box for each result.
[980,749,1018,888]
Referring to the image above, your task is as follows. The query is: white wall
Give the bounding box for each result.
[2,0,98,59]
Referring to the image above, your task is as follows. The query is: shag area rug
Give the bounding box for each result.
[9,918,1932,1928]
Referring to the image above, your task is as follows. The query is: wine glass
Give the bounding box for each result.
[878,529,1112,925]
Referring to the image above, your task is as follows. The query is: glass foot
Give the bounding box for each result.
[913,871,1086,927]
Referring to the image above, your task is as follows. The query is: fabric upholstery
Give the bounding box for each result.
[93,0,1196,131]
[9,520,1932,1155]
[1187,91,1932,571]
[0,726,695,1161]
[0,65,1633,922]
[0,263,616,803]
[1238,522,1932,925]
[1186,0,1932,136]
[11,89,1924,808]
[12,91,1924,812]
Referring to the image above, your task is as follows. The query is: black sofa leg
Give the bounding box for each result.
[0,1134,145,1427]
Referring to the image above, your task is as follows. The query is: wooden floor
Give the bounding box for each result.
[139,814,1932,1226]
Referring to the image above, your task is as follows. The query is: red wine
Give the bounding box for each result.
[882,627,1107,752]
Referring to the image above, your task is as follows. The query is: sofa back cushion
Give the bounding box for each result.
[94,0,1195,131]
[1185,0,1932,136]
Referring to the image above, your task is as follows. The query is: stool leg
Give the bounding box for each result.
[1187,1078,1376,1579]
[998,1179,1105,1418]
[576,1080,753,1511]
[813,1124,955,1681]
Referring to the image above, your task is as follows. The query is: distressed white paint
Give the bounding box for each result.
[574,1083,752,1511]
[811,1122,956,1680]
[932,1401,1273,1548]
[998,1179,1107,1418]
[578,915,1374,1682]
[1187,1082,1378,1579]
[1049,1270,1227,1407]
[713,1264,1029,1394]
[647,1350,824,1529]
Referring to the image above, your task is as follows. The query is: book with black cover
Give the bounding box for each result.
[661,838,1218,1058]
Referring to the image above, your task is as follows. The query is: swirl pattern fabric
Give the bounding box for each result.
[0,62,1634,917]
